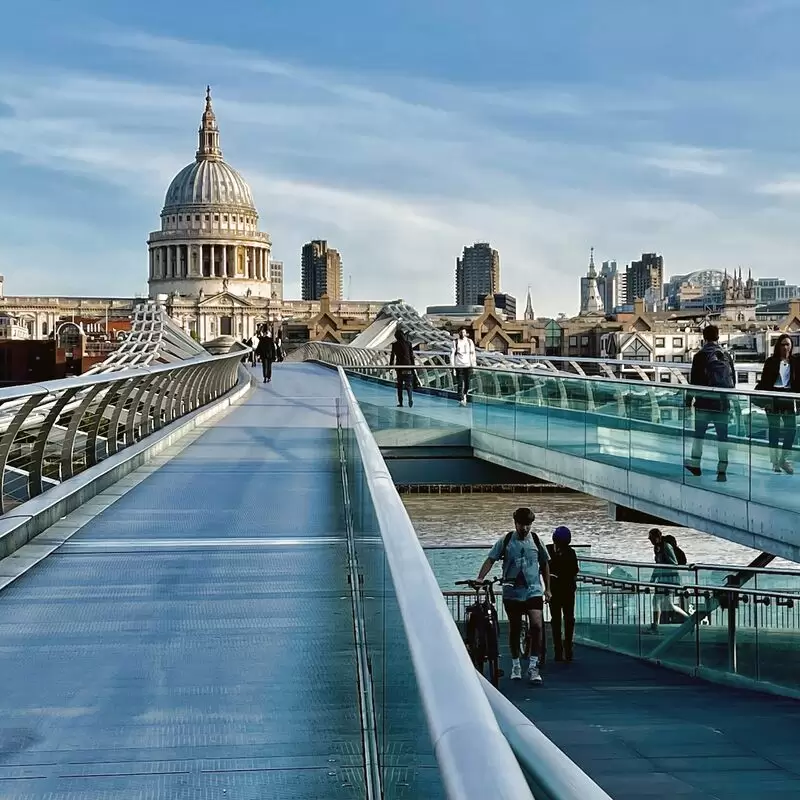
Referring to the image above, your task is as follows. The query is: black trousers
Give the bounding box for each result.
[395,370,413,405]
[455,368,471,399]
[550,589,576,656]
[262,358,273,381]
[766,390,797,453]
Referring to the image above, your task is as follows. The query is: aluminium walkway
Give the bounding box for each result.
[0,364,368,798]
[507,643,800,800]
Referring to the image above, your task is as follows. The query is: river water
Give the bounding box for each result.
[403,491,799,570]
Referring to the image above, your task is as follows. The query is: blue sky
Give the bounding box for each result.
[2,0,800,315]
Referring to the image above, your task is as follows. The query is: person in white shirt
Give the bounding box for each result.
[755,334,799,474]
[450,328,476,406]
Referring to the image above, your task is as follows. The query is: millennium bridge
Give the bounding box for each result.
[0,299,796,799]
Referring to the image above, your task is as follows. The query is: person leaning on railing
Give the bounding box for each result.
[754,333,800,475]
[645,528,690,634]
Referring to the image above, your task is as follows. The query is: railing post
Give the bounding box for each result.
[727,590,738,674]
[27,387,81,498]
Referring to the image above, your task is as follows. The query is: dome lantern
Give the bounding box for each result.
[196,85,222,162]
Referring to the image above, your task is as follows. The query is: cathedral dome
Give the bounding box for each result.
[163,159,255,213]
[160,87,257,217]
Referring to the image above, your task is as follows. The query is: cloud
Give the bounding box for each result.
[757,175,800,196]
[640,145,731,177]
[0,26,798,316]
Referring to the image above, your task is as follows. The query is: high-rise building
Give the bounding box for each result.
[270,260,284,301]
[301,240,342,301]
[625,253,664,304]
[597,260,623,314]
[456,243,500,305]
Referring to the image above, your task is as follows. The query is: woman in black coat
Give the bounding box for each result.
[755,334,800,474]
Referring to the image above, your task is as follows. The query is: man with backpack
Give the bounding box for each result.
[476,507,551,684]
[685,325,735,482]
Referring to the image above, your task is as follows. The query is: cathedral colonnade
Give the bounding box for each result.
[149,243,270,281]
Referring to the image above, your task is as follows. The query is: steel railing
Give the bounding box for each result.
[0,350,245,514]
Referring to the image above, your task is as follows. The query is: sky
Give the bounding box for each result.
[2,1,800,316]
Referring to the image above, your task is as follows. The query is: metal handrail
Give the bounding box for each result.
[579,574,799,602]
[478,674,613,800]
[326,360,800,405]
[424,546,800,580]
[338,367,535,799]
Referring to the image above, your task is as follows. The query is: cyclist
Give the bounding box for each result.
[476,507,551,684]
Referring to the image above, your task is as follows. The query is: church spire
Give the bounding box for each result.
[196,86,223,161]
[588,246,597,278]
[524,286,535,320]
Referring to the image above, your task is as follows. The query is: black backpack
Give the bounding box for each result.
[661,534,687,566]
[499,530,543,564]
[703,347,734,389]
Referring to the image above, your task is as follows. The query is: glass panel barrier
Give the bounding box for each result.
[338,377,536,799]
[341,385,446,797]
[426,550,800,697]
[324,363,800,517]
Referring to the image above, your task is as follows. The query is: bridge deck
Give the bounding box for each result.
[0,364,367,799]
[506,642,800,799]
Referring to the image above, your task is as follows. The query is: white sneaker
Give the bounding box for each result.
[460,397,467,406]
[510,663,522,681]
[528,663,542,684]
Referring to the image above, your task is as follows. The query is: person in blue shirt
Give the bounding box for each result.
[476,507,551,684]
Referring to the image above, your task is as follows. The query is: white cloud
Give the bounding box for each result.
[0,29,797,315]
[641,145,731,177]
[757,176,800,196]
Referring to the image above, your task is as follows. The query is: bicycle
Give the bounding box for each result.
[455,578,504,687]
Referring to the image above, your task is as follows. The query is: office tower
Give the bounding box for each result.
[301,240,342,301]
[597,260,623,313]
[270,260,284,301]
[625,253,664,304]
[456,243,500,305]
[481,292,517,319]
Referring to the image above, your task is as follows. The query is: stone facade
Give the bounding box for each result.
[0,88,384,348]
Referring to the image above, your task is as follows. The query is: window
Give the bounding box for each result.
[655,337,665,347]
[195,215,200,221]
[625,339,651,361]
[673,355,683,362]
[569,336,578,346]
[178,215,182,222]
[205,214,210,222]
[214,215,219,222]
[656,355,665,362]
[672,337,683,347]
[580,336,589,346]
[223,215,228,222]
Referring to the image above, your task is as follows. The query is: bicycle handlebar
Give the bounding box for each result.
[455,577,509,589]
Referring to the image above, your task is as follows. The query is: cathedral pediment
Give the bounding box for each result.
[196,291,255,309]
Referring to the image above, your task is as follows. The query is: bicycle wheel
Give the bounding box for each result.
[467,617,486,671]
[484,624,501,687]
